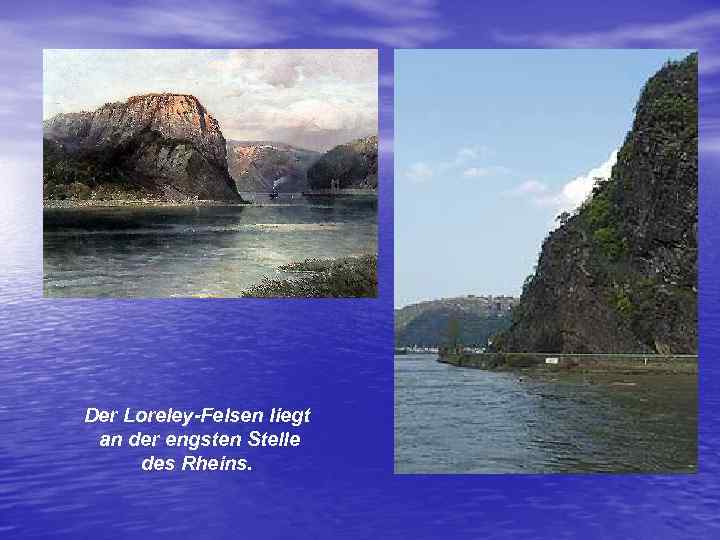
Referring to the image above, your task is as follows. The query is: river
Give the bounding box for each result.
[43,195,376,297]
[395,354,697,473]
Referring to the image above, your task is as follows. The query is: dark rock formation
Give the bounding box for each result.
[495,53,697,354]
[306,135,378,190]
[226,141,320,193]
[43,93,241,201]
[395,296,517,348]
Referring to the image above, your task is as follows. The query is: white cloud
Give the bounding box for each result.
[330,0,440,22]
[462,167,489,178]
[463,166,511,178]
[405,162,434,182]
[403,144,508,182]
[48,1,291,45]
[557,150,618,210]
[212,49,378,89]
[507,179,549,197]
[454,145,492,164]
[506,151,618,216]
[324,0,449,47]
[325,24,448,48]
[495,11,711,70]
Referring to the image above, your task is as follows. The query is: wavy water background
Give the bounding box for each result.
[3,1,720,538]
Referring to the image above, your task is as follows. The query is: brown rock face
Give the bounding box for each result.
[495,53,697,354]
[43,93,240,201]
[226,141,320,193]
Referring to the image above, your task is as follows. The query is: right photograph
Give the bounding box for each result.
[394,50,698,474]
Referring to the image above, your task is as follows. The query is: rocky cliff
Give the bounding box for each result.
[495,53,697,354]
[226,141,319,193]
[43,93,241,201]
[395,296,517,348]
[306,135,378,190]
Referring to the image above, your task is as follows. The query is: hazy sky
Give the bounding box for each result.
[43,49,377,151]
[394,49,692,307]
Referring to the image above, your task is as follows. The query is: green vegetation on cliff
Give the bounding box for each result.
[495,53,698,354]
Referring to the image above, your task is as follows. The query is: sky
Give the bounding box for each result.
[42,49,378,152]
[394,49,693,307]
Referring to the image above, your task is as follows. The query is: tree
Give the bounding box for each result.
[447,317,461,349]
[556,211,571,226]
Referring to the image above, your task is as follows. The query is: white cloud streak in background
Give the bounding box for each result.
[326,0,450,47]
[55,1,291,45]
[404,162,434,182]
[494,10,713,71]
[403,146,509,182]
[463,166,512,178]
[21,0,450,48]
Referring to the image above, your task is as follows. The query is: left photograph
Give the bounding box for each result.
[43,49,378,298]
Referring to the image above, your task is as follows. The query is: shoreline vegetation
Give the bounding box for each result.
[42,191,377,209]
[242,255,377,298]
[43,198,250,209]
[437,350,697,375]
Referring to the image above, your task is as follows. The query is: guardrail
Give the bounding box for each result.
[438,351,697,373]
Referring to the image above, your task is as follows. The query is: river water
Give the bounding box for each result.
[395,354,697,473]
[43,196,376,297]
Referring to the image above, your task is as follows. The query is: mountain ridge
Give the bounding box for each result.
[43,93,241,202]
[395,295,517,348]
[306,135,378,190]
[226,140,320,193]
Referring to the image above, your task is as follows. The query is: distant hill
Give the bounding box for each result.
[306,135,378,190]
[395,296,517,347]
[226,141,320,193]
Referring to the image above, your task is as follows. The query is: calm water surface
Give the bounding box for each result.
[43,195,376,297]
[395,355,697,473]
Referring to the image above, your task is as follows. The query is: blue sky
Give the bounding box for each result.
[394,49,692,307]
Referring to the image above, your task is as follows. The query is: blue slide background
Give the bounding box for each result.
[2,1,720,538]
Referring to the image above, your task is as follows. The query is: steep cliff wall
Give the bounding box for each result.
[43,93,240,201]
[495,53,697,354]
[226,141,319,193]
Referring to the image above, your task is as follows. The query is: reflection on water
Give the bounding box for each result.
[395,355,697,473]
[43,196,377,297]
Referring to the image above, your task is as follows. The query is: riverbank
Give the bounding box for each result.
[302,189,377,199]
[242,254,377,298]
[438,351,697,374]
[43,198,251,209]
